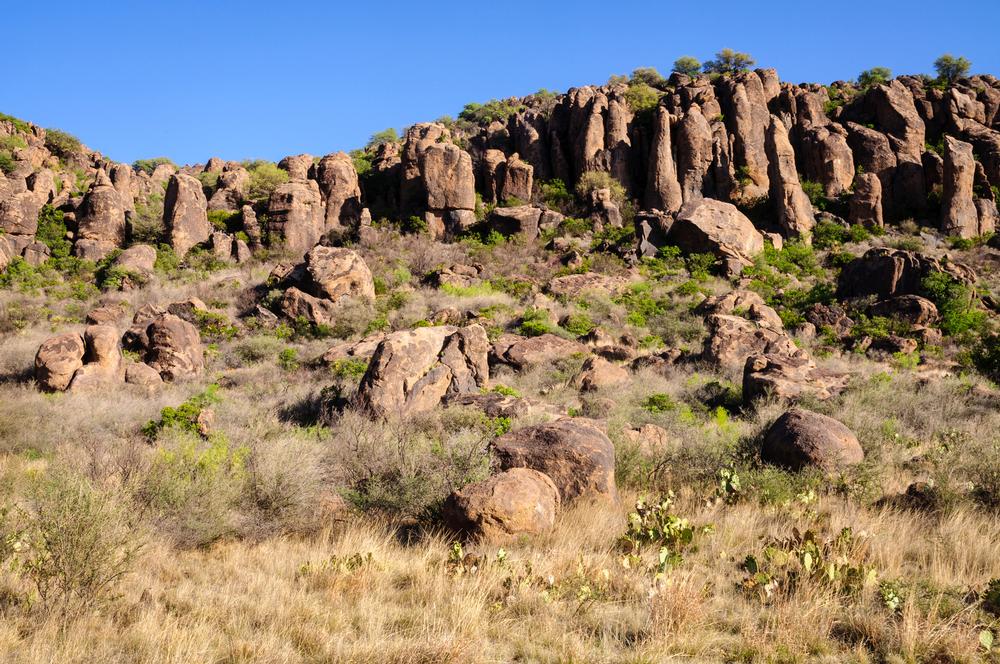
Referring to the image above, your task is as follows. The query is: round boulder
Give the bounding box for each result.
[762,408,864,471]
[493,419,617,503]
[34,333,85,391]
[443,468,560,540]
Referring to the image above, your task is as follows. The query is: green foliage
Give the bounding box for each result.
[672,56,702,77]
[43,128,83,159]
[702,48,756,75]
[858,67,892,89]
[561,312,595,337]
[488,384,520,398]
[934,54,971,84]
[0,111,31,133]
[812,220,874,249]
[920,271,986,338]
[35,204,72,259]
[741,527,876,601]
[0,150,16,175]
[142,385,222,440]
[207,209,240,232]
[539,179,574,211]
[367,128,399,149]
[458,99,525,124]
[245,161,289,202]
[16,474,141,617]
[516,308,555,337]
[329,358,369,380]
[624,82,661,115]
[615,282,670,327]
[575,171,625,204]
[618,494,701,573]
[642,393,676,414]
[630,67,667,88]
[277,348,299,371]
[132,157,175,175]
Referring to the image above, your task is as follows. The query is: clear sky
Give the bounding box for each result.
[4,0,997,166]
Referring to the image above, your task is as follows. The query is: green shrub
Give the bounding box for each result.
[35,205,72,259]
[458,99,525,124]
[133,157,175,175]
[703,48,755,75]
[672,56,702,77]
[138,432,248,548]
[934,54,971,84]
[142,385,222,439]
[517,308,555,337]
[575,171,625,204]
[624,82,661,115]
[278,348,299,371]
[561,312,595,337]
[920,272,986,338]
[539,179,574,211]
[642,393,676,413]
[207,209,240,233]
[330,358,369,380]
[245,161,288,202]
[858,67,891,89]
[16,473,142,618]
[43,128,83,159]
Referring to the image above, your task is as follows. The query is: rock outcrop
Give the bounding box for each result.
[164,173,211,257]
[668,198,764,275]
[443,468,559,540]
[74,170,126,260]
[762,408,864,471]
[355,325,490,416]
[493,419,617,504]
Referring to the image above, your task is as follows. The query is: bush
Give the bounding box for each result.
[575,171,625,204]
[920,271,986,338]
[561,312,595,337]
[624,82,661,115]
[630,67,667,88]
[540,179,574,211]
[17,473,142,617]
[858,67,891,89]
[35,204,72,259]
[672,56,702,77]
[142,384,222,439]
[458,99,525,124]
[703,48,755,75]
[332,410,492,519]
[43,128,83,159]
[138,431,248,547]
[934,54,971,84]
[517,308,555,337]
[133,157,175,175]
[245,161,288,202]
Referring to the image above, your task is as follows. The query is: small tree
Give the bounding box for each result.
[672,56,702,77]
[366,128,399,149]
[702,49,755,75]
[934,54,971,84]
[630,67,667,88]
[857,67,892,89]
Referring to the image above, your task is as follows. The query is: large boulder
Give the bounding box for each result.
[501,153,534,203]
[762,408,864,471]
[837,247,976,300]
[355,325,489,416]
[493,419,617,504]
[316,152,362,234]
[941,136,981,238]
[490,334,587,371]
[300,245,375,302]
[570,356,629,391]
[74,170,126,259]
[207,165,250,211]
[34,333,85,391]
[799,124,855,198]
[420,142,476,239]
[0,190,41,238]
[718,71,770,201]
[164,173,211,257]
[68,325,125,391]
[743,353,849,405]
[644,106,682,212]
[442,468,560,540]
[669,199,764,275]
[143,314,204,381]
[267,179,324,257]
[765,115,815,239]
[676,105,715,202]
[848,172,884,228]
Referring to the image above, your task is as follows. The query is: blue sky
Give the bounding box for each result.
[4,0,997,165]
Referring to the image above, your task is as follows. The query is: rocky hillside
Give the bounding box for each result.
[2,65,1000,661]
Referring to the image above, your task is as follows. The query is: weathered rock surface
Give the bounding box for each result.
[164,173,211,257]
[493,419,617,503]
[35,333,86,391]
[490,334,586,371]
[762,408,864,471]
[75,170,126,259]
[267,179,323,256]
[443,468,559,540]
[838,247,976,300]
[765,115,815,238]
[143,314,204,381]
[355,325,489,416]
[316,152,362,235]
[743,353,849,404]
[669,199,764,275]
[941,136,981,238]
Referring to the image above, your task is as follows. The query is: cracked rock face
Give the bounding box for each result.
[355,325,489,416]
